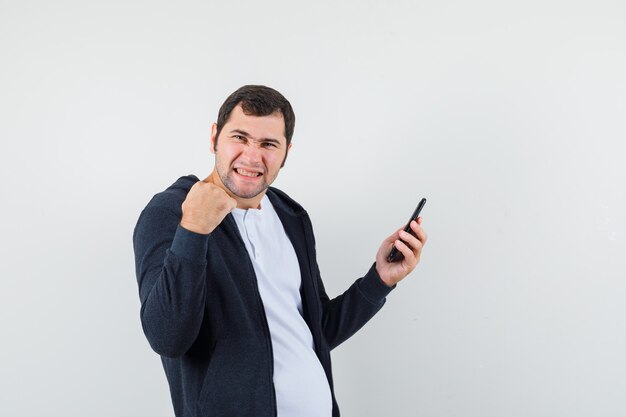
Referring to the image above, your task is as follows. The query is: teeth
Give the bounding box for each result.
[237,168,260,177]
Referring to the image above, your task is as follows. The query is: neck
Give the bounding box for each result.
[204,171,264,210]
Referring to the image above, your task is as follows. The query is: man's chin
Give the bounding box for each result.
[236,191,264,199]
[220,172,270,200]
[226,183,267,200]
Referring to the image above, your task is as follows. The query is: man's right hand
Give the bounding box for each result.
[180,179,237,235]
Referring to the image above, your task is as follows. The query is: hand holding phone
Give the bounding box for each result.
[387,198,427,263]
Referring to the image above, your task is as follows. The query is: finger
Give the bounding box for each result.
[385,227,404,244]
[394,239,416,264]
[410,220,428,245]
[399,229,423,254]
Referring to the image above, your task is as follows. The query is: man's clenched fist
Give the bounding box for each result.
[180,179,237,235]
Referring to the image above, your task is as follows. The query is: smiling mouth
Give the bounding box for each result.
[234,167,263,178]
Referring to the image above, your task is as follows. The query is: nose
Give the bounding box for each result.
[241,142,262,164]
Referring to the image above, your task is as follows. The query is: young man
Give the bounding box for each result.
[133,85,427,417]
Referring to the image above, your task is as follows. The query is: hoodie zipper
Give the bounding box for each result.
[226,215,277,416]
[301,213,337,415]
[301,214,324,354]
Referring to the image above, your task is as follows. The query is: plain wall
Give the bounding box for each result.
[1,0,625,416]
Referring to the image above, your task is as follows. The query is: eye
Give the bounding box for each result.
[262,142,277,148]
[233,135,246,141]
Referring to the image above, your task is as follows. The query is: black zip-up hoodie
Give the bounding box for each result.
[133,175,394,417]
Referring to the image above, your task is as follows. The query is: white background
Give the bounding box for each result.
[1,0,625,416]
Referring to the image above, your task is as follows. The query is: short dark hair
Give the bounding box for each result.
[214,85,295,149]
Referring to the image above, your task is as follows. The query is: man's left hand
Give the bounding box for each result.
[375,217,428,287]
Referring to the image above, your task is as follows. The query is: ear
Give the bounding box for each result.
[210,123,218,154]
[280,143,293,168]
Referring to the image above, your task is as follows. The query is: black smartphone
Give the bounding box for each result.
[386,198,427,263]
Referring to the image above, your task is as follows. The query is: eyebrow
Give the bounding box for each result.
[229,129,282,146]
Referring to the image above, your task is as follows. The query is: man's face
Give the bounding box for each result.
[211,104,291,200]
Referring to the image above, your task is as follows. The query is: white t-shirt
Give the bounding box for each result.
[231,195,332,417]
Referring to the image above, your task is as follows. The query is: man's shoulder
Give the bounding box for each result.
[143,174,200,215]
[266,186,307,217]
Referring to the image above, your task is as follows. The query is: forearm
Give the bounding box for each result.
[321,263,394,349]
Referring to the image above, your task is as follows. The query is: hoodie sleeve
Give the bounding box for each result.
[301,215,395,350]
[133,205,209,357]
[316,259,394,350]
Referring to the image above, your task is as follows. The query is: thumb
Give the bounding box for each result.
[385,227,403,244]
[202,173,217,185]
[227,195,238,211]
